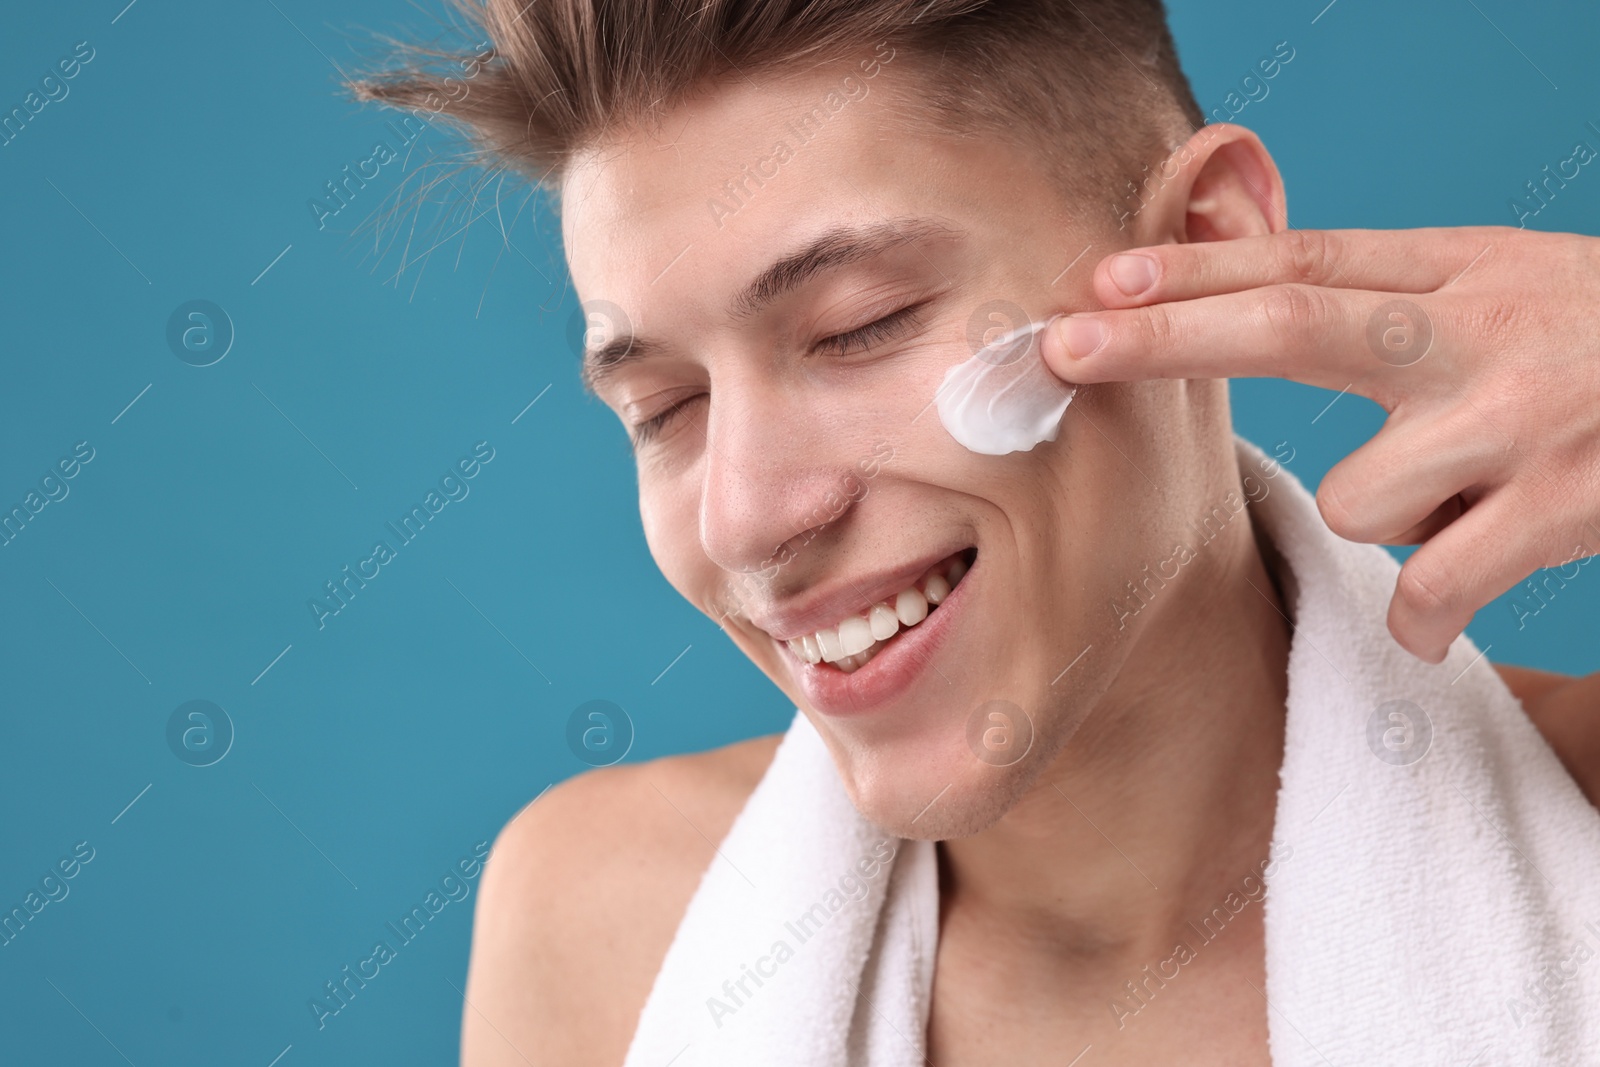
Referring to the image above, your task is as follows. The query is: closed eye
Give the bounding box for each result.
[629,301,930,449]
[814,301,929,357]
[630,392,705,449]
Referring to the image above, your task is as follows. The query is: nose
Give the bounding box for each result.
[697,377,865,588]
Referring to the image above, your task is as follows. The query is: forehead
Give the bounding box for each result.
[557,52,1019,311]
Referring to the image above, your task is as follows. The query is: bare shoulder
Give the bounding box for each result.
[1494,661,1600,808]
[460,732,784,1067]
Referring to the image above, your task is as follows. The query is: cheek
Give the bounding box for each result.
[639,483,705,598]
[825,330,971,435]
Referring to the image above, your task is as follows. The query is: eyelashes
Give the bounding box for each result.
[813,301,930,357]
[632,393,706,448]
[629,301,931,447]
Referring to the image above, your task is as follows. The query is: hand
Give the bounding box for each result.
[1039,226,1600,664]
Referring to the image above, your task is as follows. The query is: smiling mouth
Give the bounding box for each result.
[779,547,976,673]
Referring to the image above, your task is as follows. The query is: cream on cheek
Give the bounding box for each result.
[935,316,1078,455]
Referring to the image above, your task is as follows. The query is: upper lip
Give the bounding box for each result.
[745,545,971,642]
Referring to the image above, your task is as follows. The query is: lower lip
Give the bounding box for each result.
[781,557,973,717]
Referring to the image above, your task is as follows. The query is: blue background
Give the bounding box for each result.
[1,0,1596,1063]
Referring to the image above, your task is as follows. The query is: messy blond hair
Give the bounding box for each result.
[346,0,1203,208]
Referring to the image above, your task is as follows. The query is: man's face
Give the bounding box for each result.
[562,51,1220,838]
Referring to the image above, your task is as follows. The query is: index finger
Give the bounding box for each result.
[1040,282,1432,394]
[1089,227,1504,310]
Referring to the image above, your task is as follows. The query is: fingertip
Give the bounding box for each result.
[1059,314,1109,359]
[1088,249,1163,308]
[1106,253,1161,302]
[1385,604,1453,665]
[1040,314,1109,381]
[1389,624,1442,665]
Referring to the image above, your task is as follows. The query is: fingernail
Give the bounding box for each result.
[1059,315,1107,359]
[1108,253,1158,297]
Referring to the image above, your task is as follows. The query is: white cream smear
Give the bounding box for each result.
[935,316,1077,455]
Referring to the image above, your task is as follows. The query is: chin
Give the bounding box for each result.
[813,697,1075,842]
[858,754,1048,841]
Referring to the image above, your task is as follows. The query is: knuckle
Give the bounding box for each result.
[1461,293,1523,350]
[1137,305,1177,355]
[1260,283,1327,352]
[1477,293,1522,338]
[1279,229,1334,284]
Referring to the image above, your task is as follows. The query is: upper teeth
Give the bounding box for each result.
[784,554,969,667]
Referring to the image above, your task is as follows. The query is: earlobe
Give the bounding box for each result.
[1177,124,1287,243]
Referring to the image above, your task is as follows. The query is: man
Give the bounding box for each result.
[349,1,1600,1062]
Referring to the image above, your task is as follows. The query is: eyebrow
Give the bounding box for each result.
[579,216,961,395]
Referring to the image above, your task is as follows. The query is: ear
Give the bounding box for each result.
[1128,124,1287,245]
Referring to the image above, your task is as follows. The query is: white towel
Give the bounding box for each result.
[623,435,1600,1066]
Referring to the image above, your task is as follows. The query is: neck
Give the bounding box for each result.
[937,492,1292,964]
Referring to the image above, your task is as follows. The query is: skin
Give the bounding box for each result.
[458,50,1600,1067]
